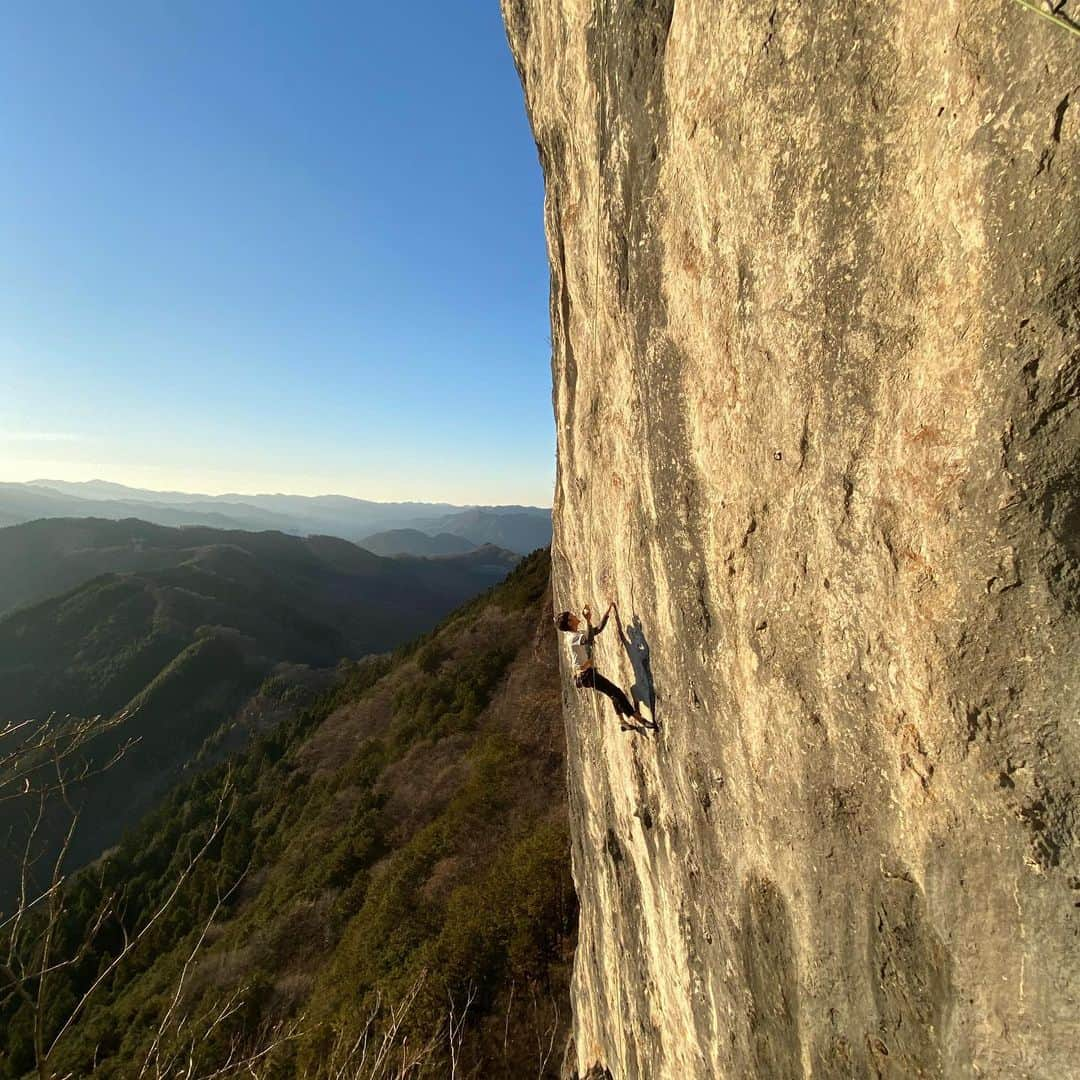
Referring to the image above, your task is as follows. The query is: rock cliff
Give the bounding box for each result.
[503,1,1079,1076]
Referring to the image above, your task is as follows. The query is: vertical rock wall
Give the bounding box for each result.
[503,1,1079,1076]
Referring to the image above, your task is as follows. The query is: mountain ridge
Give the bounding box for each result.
[0,517,523,908]
[5,480,553,552]
[0,516,518,620]
[358,527,479,557]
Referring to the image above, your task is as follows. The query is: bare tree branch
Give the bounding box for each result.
[45,774,235,1062]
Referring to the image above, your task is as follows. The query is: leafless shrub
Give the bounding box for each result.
[531,982,560,1079]
[447,980,477,1079]
[0,710,135,807]
[322,971,443,1080]
[0,710,237,1080]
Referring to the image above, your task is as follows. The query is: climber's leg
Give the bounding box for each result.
[593,672,635,718]
[575,667,635,719]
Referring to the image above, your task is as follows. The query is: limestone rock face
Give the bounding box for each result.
[502,1,1079,1076]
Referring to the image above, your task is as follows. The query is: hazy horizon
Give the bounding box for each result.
[3,473,552,509]
[2,3,554,507]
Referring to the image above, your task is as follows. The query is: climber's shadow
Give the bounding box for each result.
[618,612,657,724]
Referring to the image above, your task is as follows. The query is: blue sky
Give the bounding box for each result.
[0,2,553,506]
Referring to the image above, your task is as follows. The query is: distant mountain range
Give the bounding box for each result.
[358,527,479,557]
[0,516,520,901]
[411,507,559,555]
[0,479,553,553]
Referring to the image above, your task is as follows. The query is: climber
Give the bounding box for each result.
[554,602,656,731]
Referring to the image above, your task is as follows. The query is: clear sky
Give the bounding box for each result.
[0,2,553,506]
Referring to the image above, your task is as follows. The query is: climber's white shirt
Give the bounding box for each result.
[569,630,592,671]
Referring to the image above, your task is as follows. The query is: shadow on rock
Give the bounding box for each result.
[620,612,657,723]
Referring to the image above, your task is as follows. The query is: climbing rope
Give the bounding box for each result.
[586,0,608,736]
[592,0,607,380]
[1009,0,1080,40]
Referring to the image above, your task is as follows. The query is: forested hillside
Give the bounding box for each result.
[0,550,575,1079]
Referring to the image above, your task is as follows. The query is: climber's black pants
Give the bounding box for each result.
[574,667,634,718]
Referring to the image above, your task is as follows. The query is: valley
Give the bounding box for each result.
[0,516,524,909]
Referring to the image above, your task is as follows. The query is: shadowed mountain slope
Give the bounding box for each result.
[0,517,516,625]
[0,550,575,1079]
[0,518,520,905]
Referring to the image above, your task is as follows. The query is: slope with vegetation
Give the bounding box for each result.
[0,549,574,1079]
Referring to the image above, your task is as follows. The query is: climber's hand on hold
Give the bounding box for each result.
[582,605,592,621]
[611,601,628,642]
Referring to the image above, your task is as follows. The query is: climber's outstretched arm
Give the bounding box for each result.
[611,600,629,645]
[587,601,615,643]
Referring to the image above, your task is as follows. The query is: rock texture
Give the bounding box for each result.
[502,1,1079,1076]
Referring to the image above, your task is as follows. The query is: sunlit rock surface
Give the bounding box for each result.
[503,1,1079,1075]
